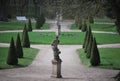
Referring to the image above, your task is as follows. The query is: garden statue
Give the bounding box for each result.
[51,36,62,78]
[51,36,61,60]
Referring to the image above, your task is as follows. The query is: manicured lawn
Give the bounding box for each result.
[77,48,120,69]
[90,24,116,32]
[59,32,84,45]
[0,32,120,45]
[94,18,115,23]
[0,21,49,30]
[71,23,116,32]
[0,47,39,69]
[0,32,56,44]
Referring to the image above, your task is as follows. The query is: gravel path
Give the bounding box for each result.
[0,20,119,81]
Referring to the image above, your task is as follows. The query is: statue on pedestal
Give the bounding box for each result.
[51,36,61,60]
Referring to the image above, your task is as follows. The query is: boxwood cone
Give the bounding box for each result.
[90,38,100,66]
[7,37,18,65]
[16,33,23,58]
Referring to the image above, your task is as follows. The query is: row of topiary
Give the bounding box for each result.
[7,24,30,65]
[75,16,94,32]
[6,13,46,65]
[82,26,100,66]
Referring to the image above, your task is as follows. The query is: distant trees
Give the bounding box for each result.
[0,0,9,21]
[104,0,120,34]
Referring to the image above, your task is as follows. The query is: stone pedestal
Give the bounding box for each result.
[51,59,62,78]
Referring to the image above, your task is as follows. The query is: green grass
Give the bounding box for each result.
[94,18,115,23]
[77,48,120,69]
[71,23,116,32]
[0,47,39,69]
[59,32,84,45]
[0,21,49,30]
[90,24,116,32]
[0,32,120,45]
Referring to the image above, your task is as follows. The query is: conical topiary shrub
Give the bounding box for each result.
[28,18,32,32]
[22,24,27,42]
[82,28,88,48]
[16,33,23,58]
[35,13,45,29]
[22,27,30,48]
[86,33,93,58]
[7,37,18,65]
[90,37,100,66]
[84,26,91,53]
[89,16,94,24]
[81,20,87,32]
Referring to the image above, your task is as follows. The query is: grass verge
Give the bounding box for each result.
[77,48,120,69]
[0,47,39,69]
[0,21,49,30]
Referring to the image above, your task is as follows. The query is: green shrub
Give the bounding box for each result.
[84,27,91,53]
[16,33,23,58]
[22,27,30,48]
[83,29,88,48]
[90,38,100,66]
[28,18,32,32]
[89,16,94,24]
[86,34,93,58]
[7,37,18,65]
[35,13,45,29]
[81,20,87,32]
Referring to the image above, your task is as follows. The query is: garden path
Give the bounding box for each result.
[0,20,119,81]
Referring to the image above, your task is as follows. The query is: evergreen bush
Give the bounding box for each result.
[82,28,88,48]
[35,13,45,29]
[81,20,87,32]
[22,24,27,42]
[90,38,100,66]
[84,26,91,53]
[16,33,23,58]
[7,37,18,65]
[22,27,30,48]
[86,33,93,58]
[28,18,32,32]
[89,16,94,24]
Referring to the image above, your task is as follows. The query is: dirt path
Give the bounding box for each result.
[0,20,119,81]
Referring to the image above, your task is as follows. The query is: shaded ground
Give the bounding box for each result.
[0,20,119,81]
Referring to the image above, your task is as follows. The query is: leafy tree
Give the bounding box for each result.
[22,26,30,48]
[16,33,23,58]
[7,37,18,65]
[28,18,32,32]
[90,37,100,66]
